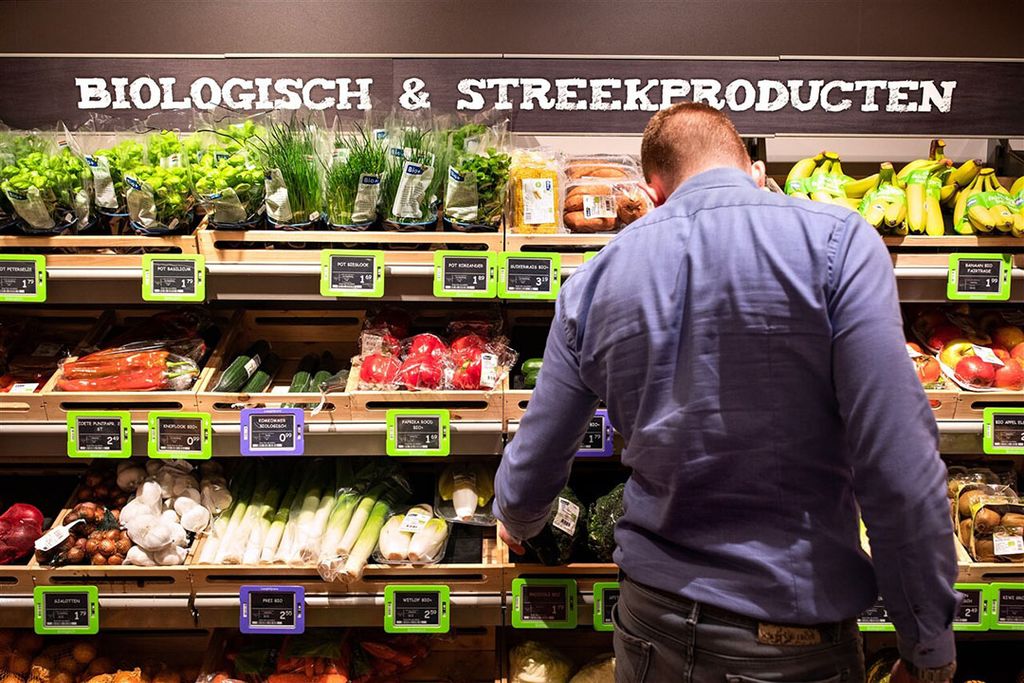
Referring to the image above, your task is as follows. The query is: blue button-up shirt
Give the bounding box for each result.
[494,167,959,668]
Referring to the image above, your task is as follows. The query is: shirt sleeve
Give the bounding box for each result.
[828,215,959,669]
[493,296,600,541]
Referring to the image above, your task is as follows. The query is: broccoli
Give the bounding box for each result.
[587,483,625,562]
[525,487,587,566]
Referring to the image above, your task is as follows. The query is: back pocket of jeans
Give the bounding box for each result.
[726,675,842,683]
[612,607,652,682]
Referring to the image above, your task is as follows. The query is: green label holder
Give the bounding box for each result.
[592,581,620,632]
[433,250,496,299]
[582,251,599,263]
[0,254,46,302]
[497,252,560,300]
[142,254,205,302]
[946,253,1011,301]
[386,409,451,456]
[857,597,896,632]
[147,411,212,459]
[990,583,1024,631]
[319,249,385,298]
[67,411,133,458]
[384,584,451,634]
[953,583,989,632]
[982,407,1024,455]
[511,578,578,630]
[34,586,99,634]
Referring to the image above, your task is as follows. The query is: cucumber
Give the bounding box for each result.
[522,357,543,389]
[212,340,271,392]
[288,353,320,393]
[240,352,281,393]
[309,351,337,393]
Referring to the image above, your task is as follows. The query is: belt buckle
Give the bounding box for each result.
[756,623,823,646]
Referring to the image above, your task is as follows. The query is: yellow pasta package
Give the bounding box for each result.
[507,149,564,234]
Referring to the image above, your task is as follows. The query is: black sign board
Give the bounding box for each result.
[394,591,442,627]
[249,591,296,627]
[330,255,376,291]
[999,588,1024,624]
[396,416,440,450]
[43,592,90,628]
[601,589,620,626]
[506,257,552,293]
[0,260,37,295]
[249,413,296,450]
[581,416,606,451]
[956,259,1002,294]
[993,414,1024,449]
[157,417,204,452]
[150,259,197,296]
[858,598,891,625]
[954,588,983,625]
[521,585,569,622]
[77,417,123,452]
[442,256,490,291]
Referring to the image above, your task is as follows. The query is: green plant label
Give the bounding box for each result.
[384,585,450,634]
[147,411,212,459]
[142,254,205,302]
[953,583,988,632]
[34,586,99,635]
[947,253,1011,301]
[983,408,1024,454]
[386,410,450,456]
[592,581,620,632]
[319,250,385,298]
[511,578,577,629]
[67,411,133,458]
[0,254,46,302]
[991,584,1024,630]
[433,251,496,298]
[498,252,560,300]
[857,597,895,632]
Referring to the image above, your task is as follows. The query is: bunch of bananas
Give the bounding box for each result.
[784,151,880,210]
[858,163,910,235]
[953,169,1024,236]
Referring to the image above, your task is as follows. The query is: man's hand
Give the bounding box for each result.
[498,522,525,555]
[890,660,952,683]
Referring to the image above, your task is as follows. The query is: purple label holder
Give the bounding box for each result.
[240,408,304,456]
[576,408,614,458]
[240,585,305,634]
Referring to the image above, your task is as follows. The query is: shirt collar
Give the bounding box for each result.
[666,167,757,204]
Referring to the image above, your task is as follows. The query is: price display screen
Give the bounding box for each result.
[947,253,1010,301]
[983,408,1024,454]
[239,585,304,634]
[331,255,375,290]
[998,588,1024,625]
[44,592,90,628]
[158,417,203,452]
[0,259,37,295]
[142,254,204,302]
[250,413,295,450]
[395,592,441,626]
[77,417,122,452]
[396,416,439,450]
[505,256,554,295]
[581,416,606,451]
[384,585,450,633]
[443,256,489,291]
[521,586,568,622]
[953,588,983,626]
[601,589,620,626]
[151,259,196,296]
[858,598,892,627]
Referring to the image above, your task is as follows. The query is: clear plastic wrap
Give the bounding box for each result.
[192,115,267,229]
[381,120,450,230]
[250,114,325,229]
[507,148,564,234]
[323,120,388,230]
[372,504,450,565]
[444,115,511,232]
[57,339,203,392]
[563,177,652,233]
[436,462,496,526]
[564,154,640,181]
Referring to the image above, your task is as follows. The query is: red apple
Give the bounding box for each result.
[992,326,1024,351]
[955,355,997,388]
[928,325,964,351]
[995,359,1024,390]
[1011,342,1024,362]
[915,356,942,385]
[992,346,1011,362]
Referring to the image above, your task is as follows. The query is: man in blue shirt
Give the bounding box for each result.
[494,103,959,682]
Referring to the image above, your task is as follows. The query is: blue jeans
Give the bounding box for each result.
[613,577,865,682]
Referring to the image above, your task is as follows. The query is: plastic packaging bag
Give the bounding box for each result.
[444,115,511,232]
[324,121,388,230]
[509,641,573,683]
[563,177,652,233]
[564,154,640,181]
[373,504,450,565]
[436,462,496,526]
[1,128,92,234]
[508,148,564,234]
[57,340,203,392]
[381,117,450,230]
[123,129,196,235]
[192,116,267,228]
[250,114,325,229]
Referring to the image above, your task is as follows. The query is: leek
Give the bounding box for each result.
[218,475,270,564]
[197,464,255,564]
[340,496,393,582]
[276,460,327,564]
[337,483,386,558]
[241,477,285,565]
[258,467,304,564]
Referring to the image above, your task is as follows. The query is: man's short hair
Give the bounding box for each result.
[641,102,751,189]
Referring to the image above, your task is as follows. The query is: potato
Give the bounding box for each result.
[564,211,616,234]
[52,673,74,683]
[617,190,649,226]
[973,538,997,562]
[974,508,1003,534]
[1,674,24,683]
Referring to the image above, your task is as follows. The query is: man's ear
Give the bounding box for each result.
[643,177,667,207]
[750,160,767,189]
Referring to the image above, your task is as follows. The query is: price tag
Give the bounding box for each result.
[34,586,98,635]
[147,411,212,459]
[67,411,132,458]
[319,249,385,298]
[953,584,987,632]
[240,408,304,456]
[239,585,305,634]
[142,254,205,302]
[498,252,560,300]
[433,251,496,299]
[0,254,46,303]
[577,409,614,458]
[592,581,620,632]
[947,253,1011,301]
[991,584,1024,631]
[857,596,895,632]
[386,409,450,457]
[983,408,1024,454]
[384,585,450,634]
[582,251,599,263]
[511,578,577,629]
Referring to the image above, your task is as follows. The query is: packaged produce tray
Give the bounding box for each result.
[40,308,230,422]
[954,536,1024,582]
[198,223,503,266]
[195,309,360,423]
[0,309,104,422]
[0,230,200,267]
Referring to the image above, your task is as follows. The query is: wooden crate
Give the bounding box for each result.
[497,538,618,593]
[29,487,196,595]
[199,225,503,265]
[346,370,505,422]
[925,389,960,420]
[0,308,104,422]
[504,233,615,268]
[40,308,232,422]
[883,235,1024,249]
[188,531,505,595]
[955,391,1024,420]
[0,231,199,267]
[955,540,1024,582]
[195,309,362,423]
